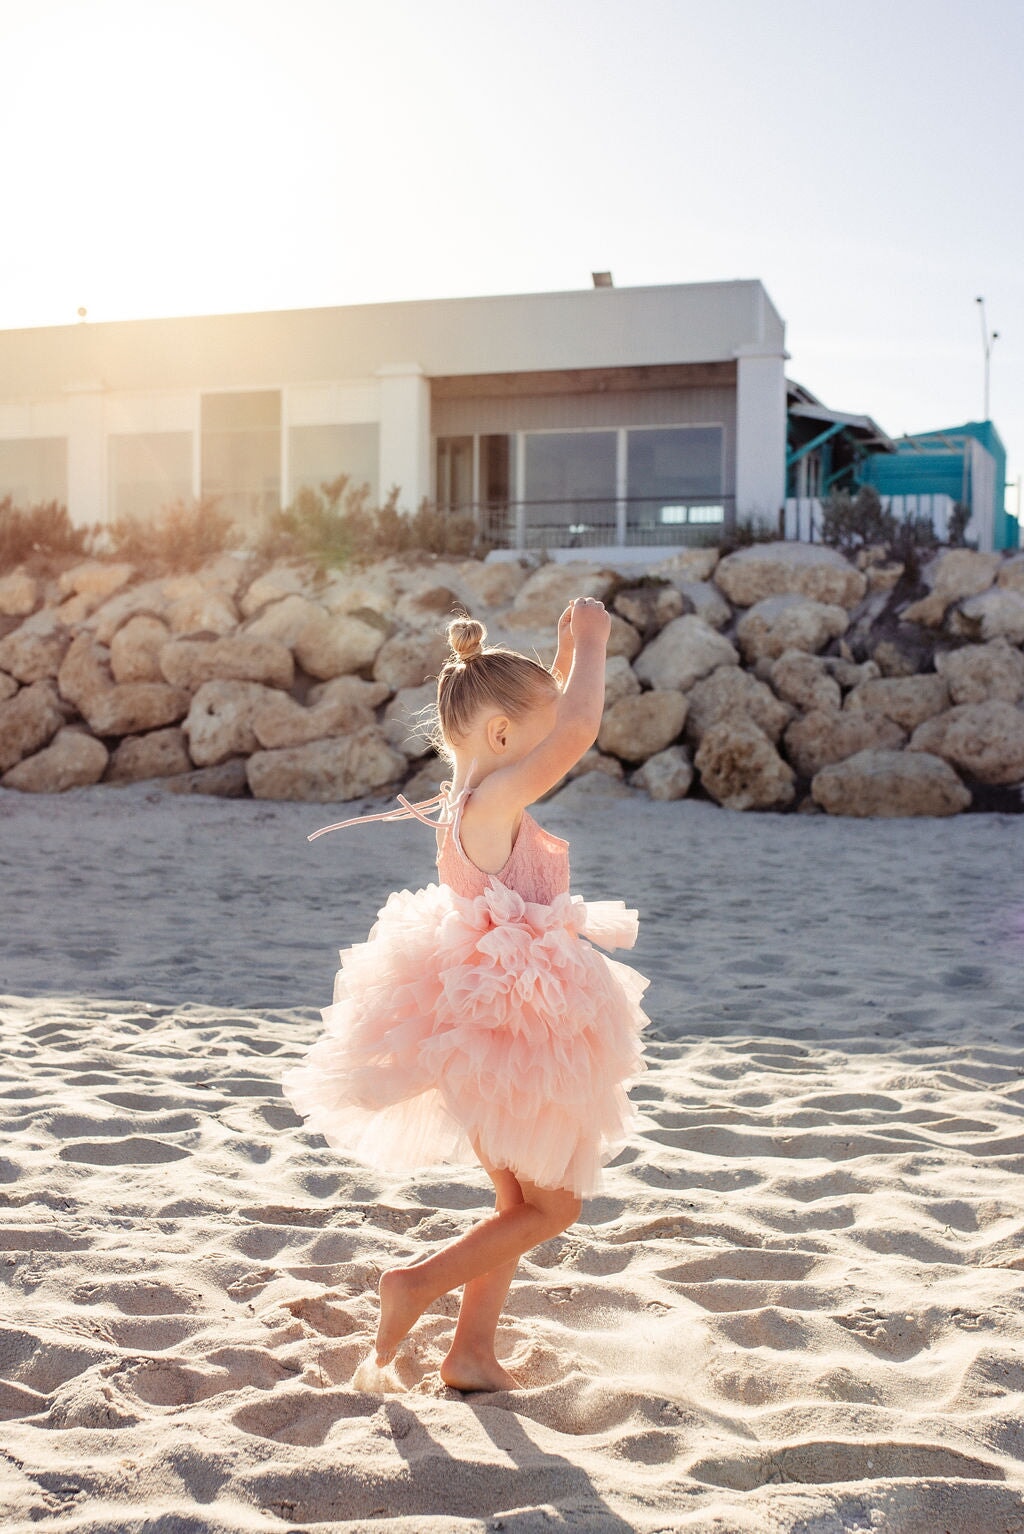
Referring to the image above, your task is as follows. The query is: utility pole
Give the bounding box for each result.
[975,296,999,421]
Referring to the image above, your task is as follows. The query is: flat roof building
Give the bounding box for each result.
[0,279,787,553]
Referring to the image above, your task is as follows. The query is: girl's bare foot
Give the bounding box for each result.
[440,1348,519,1393]
[375,1268,430,1364]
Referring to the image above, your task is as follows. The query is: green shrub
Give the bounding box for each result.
[0,497,87,571]
[102,496,236,572]
[253,477,482,569]
[820,485,897,557]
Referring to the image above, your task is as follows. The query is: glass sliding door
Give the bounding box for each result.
[626,426,725,542]
[201,390,281,524]
[522,430,617,548]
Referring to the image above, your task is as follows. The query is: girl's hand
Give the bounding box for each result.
[569,595,611,643]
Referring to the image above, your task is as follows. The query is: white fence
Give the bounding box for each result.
[783,493,957,544]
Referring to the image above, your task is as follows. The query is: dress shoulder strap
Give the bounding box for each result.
[306,759,477,844]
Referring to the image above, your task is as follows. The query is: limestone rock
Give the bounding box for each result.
[252,683,382,751]
[1,727,108,793]
[0,680,64,772]
[714,541,867,609]
[110,615,172,684]
[811,749,971,818]
[162,574,240,636]
[650,547,720,582]
[684,665,793,746]
[246,726,407,802]
[952,587,1024,645]
[297,609,389,680]
[598,691,688,763]
[84,682,191,738]
[506,562,616,631]
[770,650,842,713]
[58,560,135,604]
[0,610,70,682]
[0,671,17,702]
[159,635,294,691]
[612,583,684,638]
[823,655,882,691]
[548,771,633,807]
[305,675,392,712]
[603,654,641,708]
[0,568,38,617]
[694,717,796,811]
[935,638,1024,705]
[903,549,1001,626]
[844,674,950,732]
[90,579,170,644]
[633,615,739,692]
[633,745,693,800]
[455,559,528,609]
[670,579,732,630]
[606,613,642,660]
[736,593,849,663]
[57,633,112,713]
[106,727,192,783]
[245,594,331,647]
[402,754,450,802]
[908,699,1024,785]
[996,554,1024,594]
[182,680,269,767]
[318,567,401,620]
[239,563,317,617]
[568,748,625,782]
[395,585,460,624]
[783,707,906,779]
[372,630,450,691]
[865,562,905,593]
[382,683,436,758]
[163,759,250,798]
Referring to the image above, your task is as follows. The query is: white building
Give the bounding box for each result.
[0,278,788,553]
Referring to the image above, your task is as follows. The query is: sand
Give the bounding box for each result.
[2,781,1024,1533]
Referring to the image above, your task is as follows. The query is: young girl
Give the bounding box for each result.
[280,596,651,1392]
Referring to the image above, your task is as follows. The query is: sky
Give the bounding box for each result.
[1,0,1021,499]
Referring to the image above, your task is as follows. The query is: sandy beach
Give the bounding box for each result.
[3,782,1024,1533]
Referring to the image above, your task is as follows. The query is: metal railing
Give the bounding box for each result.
[466,495,733,551]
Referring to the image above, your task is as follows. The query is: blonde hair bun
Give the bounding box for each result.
[447,616,486,662]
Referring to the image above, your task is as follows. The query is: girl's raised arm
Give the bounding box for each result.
[478,597,611,812]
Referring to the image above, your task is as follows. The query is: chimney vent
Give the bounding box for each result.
[591,271,613,288]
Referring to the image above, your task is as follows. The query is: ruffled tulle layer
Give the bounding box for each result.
[280,879,651,1197]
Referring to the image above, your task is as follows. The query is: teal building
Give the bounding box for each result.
[860,420,1016,552]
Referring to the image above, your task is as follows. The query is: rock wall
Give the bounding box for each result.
[1,540,1023,816]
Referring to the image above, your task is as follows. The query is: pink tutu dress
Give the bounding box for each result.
[279,779,651,1197]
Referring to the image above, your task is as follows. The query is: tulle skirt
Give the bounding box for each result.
[280,878,651,1197]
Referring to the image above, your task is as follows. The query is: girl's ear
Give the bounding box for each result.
[485,713,511,754]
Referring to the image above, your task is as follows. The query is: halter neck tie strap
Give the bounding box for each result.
[306,759,478,843]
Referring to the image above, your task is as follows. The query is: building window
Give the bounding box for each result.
[0,437,68,508]
[109,433,192,521]
[626,426,724,536]
[290,424,378,503]
[201,390,280,523]
[436,436,474,513]
[523,430,617,544]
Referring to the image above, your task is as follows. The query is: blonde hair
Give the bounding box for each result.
[431,614,557,761]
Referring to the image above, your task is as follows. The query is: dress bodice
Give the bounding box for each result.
[437,797,570,905]
[304,770,570,906]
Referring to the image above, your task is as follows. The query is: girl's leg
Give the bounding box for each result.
[376,1171,582,1365]
[439,1160,524,1393]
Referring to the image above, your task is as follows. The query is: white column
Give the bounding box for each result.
[65,387,107,526]
[734,346,787,534]
[376,363,430,512]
